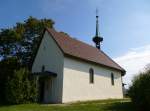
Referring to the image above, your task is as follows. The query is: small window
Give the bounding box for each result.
[89,68,94,84]
[41,65,45,72]
[111,73,114,85]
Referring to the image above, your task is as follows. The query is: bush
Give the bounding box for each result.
[5,68,37,104]
[0,57,20,104]
[0,58,37,104]
[128,70,150,110]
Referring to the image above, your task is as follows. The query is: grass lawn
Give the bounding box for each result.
[0,99,135,111]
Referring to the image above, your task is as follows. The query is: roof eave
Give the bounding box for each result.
[64,53,126,75]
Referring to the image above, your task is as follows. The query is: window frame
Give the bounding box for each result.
[111,73,114,86]
[89,68,94,84]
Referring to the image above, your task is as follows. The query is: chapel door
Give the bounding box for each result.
[43,77,53,103]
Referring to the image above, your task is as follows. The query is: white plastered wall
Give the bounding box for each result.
[32,31,64,103]
[62,57,123,103]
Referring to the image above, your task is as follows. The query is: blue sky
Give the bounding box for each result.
[1,0,150,86]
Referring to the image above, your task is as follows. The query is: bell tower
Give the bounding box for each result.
[92,9,103,50]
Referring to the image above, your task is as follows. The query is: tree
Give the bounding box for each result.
[0,16,54,67]
[128,67,150,110]
[0,16,54,104]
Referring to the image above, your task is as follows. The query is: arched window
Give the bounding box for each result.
[89,68,94,84]
[111,73,114,85]
[41,65,45,72]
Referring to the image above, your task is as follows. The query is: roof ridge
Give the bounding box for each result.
[47,28,100,51]
[58,30,101,51]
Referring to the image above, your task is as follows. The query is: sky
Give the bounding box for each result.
[1,0,150,87]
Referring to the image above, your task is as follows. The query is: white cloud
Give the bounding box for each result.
[114,44,150,88]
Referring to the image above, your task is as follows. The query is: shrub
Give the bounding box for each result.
[128,70,150,110]
[5,68,37,104]
[0,57,20,104]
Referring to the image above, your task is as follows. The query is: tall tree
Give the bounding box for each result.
[0,16,54,67]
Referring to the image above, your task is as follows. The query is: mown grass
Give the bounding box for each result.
[0,99,135,111]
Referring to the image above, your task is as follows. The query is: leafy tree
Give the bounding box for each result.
[0,16,54,67]
[128,67,150,111]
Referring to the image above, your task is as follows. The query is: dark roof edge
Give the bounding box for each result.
[64,53,126,76]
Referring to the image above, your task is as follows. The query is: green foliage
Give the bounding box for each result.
[128,69,150,110]
[0,57,20,103]
[5,68,37,104]
[0,29,21,43]
[0,16,54,67]
[0,16,54,104]
[0,58,37,104]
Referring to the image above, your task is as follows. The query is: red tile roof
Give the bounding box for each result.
[46,28,125,75]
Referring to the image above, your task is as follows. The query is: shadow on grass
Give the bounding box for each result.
[103,101,136,111]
